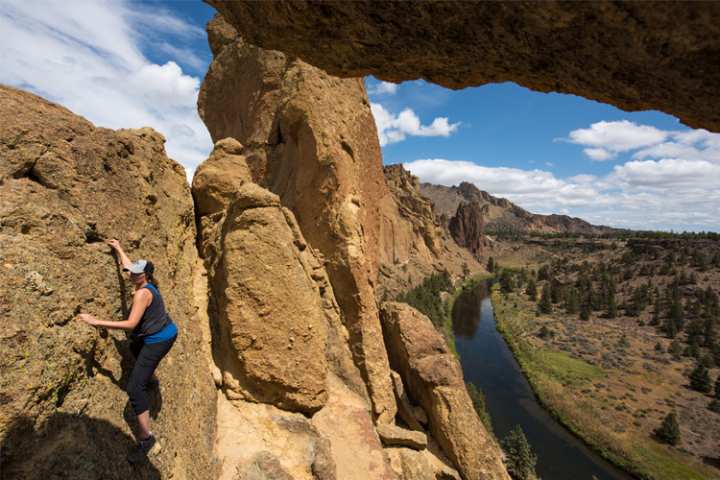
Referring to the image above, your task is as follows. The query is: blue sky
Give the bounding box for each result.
[1,1,717,231]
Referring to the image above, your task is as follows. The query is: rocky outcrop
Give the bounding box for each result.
[380,302,510,480]
[193,138,396,477]
[198,14,397,423]
[194,174,331,413]
[0,85,217,478]
[207,1,720,132]
[448,201,488,257]
[422,181,614,235]
[378,165,482,300]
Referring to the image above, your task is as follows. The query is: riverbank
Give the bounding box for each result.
[492,287,719,480]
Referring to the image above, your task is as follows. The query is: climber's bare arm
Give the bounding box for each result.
[77,289,151,330]
[106,238,132,270]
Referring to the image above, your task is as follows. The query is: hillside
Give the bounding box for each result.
[420,181,616,236]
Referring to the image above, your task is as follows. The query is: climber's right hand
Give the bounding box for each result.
[106,238,121,250]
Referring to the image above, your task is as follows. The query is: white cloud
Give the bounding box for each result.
[370,103,460,146]
[404,155,720,232]
[564,120,668,160]
[0,0,212,181]
[583,148,614,161]
[368,81,398,95]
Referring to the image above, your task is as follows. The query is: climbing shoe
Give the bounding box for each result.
[127,433,156,464]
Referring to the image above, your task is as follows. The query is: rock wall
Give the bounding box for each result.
[196,14,502,480]
[0,85,218,479]
[206,0,720,133]
[198,14,397,422]
[378,165,482,300]
[380,302,510,480]
[448,201,488,258]
[422,181,615,235]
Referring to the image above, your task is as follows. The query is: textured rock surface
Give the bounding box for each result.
[378,165,481,300]
[214,394,334,480]
[194,140,388,475]
[193,147,331,414]
[422,181,614,235]
[380,302,510,480]
[377,422,427,450]
[311,374,397,480]
[207,1,720,132]
[0,85,217,478]
[448,201,488,257]
[198,15,397,422]
[385,445,461,480]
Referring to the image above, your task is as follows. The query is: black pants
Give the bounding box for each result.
[127,335,176,415]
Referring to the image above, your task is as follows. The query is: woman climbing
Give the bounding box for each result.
[77,238,178,463]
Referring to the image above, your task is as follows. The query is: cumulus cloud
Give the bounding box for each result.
[404,152,720,231]
[370,103,460,146]
[368,80,398,95]
[583,148,614,161]
[567,120,668,152]
[0,0,212,180]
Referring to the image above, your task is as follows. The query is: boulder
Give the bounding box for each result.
[380,302,510,480]
[193,151,330,413]
[377,423,427,450]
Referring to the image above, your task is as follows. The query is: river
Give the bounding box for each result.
[452,281,634,480]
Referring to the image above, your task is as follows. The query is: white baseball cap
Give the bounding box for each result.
[123,259,152,275]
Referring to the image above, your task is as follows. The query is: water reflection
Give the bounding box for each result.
[451,282,633,480]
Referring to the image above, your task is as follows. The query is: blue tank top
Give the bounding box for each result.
[130,283,174,342]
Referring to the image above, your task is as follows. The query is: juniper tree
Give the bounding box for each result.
[689,363,712,393]
[499,269,515,294]
[539,283,552,314]
[669,340,683,360]
[655,412,681,446]
[565,287,579,315]
[502,425,538,480]
[487,256,495,273]
[579,298,591,321]
[526,278,537,301]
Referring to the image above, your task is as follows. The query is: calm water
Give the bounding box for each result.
[452,282,634,480]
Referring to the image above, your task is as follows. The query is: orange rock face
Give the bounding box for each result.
[198,14,397,422]
[0,85,218,479]
[380,302,510,480]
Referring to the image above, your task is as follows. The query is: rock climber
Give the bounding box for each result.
[77,238,178,463]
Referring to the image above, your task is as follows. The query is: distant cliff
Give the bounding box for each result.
[421,181,615,236]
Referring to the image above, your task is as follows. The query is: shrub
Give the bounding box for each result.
[655,412,680,445]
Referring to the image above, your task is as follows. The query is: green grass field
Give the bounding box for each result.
[492,288,719,480]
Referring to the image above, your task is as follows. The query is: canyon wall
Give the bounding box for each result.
[422,181,615,235]
[206,0,720,133]
[379,165,482,299]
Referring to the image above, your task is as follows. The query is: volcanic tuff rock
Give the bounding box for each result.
[378,165,482,300]
[448,201,488,258]
[199,13,399,422]
[0,85,217,478]
[206,0,720,132]
[422,181,614,235]
[380,302,510,480]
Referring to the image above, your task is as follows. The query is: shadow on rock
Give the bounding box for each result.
[1,413,161,479]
